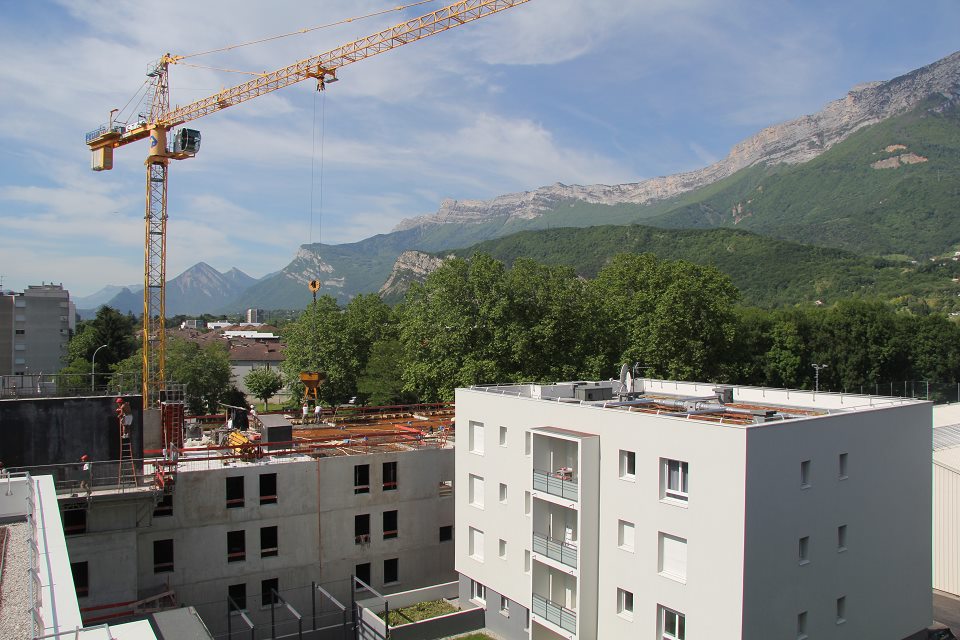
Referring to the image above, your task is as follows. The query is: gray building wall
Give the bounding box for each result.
[457,574,529,640]
[2,284,72,376]
[0,293,13,375]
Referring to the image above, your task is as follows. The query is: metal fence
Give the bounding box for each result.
[0,372,143,399]
[532,593,576,633]
[532,469,578,502]
[532,532,578,569]
[850,381,960,405]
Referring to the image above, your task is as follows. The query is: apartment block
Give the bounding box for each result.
[455,379,931,640]
[0,283,73,376]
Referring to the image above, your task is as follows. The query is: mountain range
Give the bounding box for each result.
[85,50,960,315]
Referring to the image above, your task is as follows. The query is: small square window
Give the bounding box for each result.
[226,476,244,508]
[797,610,808,639]
[661,459,689,503]
[469,421,485,455]
[619,450,636,480]
[71,561,89,598]
[839,453,848,479]
[382,461,398,491]
[618,520,635,552]
[838,525,847,552]
[153,539,174,573]
[498,539,507,559]
[469,474,485,509]
[439,525,453,542]
[260,526,278,557]
[383,510,398,539]
[384,558,399,584]
[617,588,634,620]
[261,578,279,607]
[499,426,507,446]
[800,460,811,488]
[354,464,370,494]
[799,536,810,565]
[469,527,484,561]
[259,473,277,505]
[499,483,508,504]
[500,595,510,616]
[836,596,846,624]
[471,580,486,604]
[355,514,371,544]
[228,583,247,612]
[661,605,685,639]
[355,563,371,590]
[227,530,246,563]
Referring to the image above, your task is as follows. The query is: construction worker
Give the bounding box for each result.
[116,397,132,439]
[79,454,91,497]
[314,403,322,424]
[302,402,309,424]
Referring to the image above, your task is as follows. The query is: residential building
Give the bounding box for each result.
[0,283,73,376]
[455,378,931,640]
[246,308,263,324]
[933,403,960,597]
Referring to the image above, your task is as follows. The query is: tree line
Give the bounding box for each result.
[280,253,960,404]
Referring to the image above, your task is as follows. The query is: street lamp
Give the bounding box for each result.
[811,363,828,393]
[91,344,108,392]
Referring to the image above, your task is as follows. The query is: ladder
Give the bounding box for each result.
[118,439,138,488]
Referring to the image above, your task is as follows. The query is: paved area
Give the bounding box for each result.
[935,590,960,634]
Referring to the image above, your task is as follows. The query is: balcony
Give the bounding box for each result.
[533,469,578,502]
[532,532,577,569]
[532,593,577,634]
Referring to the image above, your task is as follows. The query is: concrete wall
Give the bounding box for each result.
[935,460,960,595]
[0,395,143,467]
[741,402,932,640]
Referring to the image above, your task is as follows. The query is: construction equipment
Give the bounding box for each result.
[85,0,531,407]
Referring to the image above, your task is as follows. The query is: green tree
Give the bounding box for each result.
[244,367,284,409]
[356,338,418,406]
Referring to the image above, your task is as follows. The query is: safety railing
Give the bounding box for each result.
[532,532,578,569]
[532,593,576,634]
[533,469,578,502]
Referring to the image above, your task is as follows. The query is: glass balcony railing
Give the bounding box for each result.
[532,593,577,634]
[532,531,578,569]
[533,469,578,501]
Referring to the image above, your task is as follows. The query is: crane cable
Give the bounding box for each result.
[309,86,327,286]
[175,0,437,61]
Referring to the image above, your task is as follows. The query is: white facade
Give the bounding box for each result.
[933,406,960,596]
[456,379,931,640]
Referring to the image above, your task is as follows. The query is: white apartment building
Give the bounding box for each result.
[455,378,931,640]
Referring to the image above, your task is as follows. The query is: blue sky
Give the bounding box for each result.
[1,0,958,297]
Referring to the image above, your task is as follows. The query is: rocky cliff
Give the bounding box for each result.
[394,51,960,231]
[379,250,448,301]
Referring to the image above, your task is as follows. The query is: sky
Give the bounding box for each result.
[1,0,958,298]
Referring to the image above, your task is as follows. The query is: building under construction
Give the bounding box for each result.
[1,388,455,638]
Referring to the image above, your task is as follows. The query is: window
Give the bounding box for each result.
[524,491,531,516]
[438,480,453,497]
[499,483,508,504]
[261,578,279,607]
[383,510,398,539]
[226,476,244,508]
[662,459,689,502]
[617,588,634,620]
[498,538,507,559]
[658,533,687,582]
[525,431,531,456]
[836,596,846,624]
[618,520,635,552]
[382,461,398,491]
[384,558,399,584]
[469,474,484,508]
[797,611,808,639]
[153,539,174,573]
[261,526,278,557]
[499,426,507,446]
[259,473,277,504]
[71,561,89,598]
[469,527,484,561]
[15,329,24,335]
[470,580,486,604]
[800,460,811,488]
[839,453,848,479]
[524,550,531,573]
[354,464,370,494]
[525,609,530,630]
[153,493,173,517]
[62,508,87,535]
[799,536,810,565]
[355,563,371,590]
[439,525,453,542]
[469,421,485,454]
[619,450,636,480]
[500,595,510,616]
[355,514,371,544]
[660,606,685,640]
[227,530,246,563]
[228,583,247,612]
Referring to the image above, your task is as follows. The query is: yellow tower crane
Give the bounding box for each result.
[85,0,530,407]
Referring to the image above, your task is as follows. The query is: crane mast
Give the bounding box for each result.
[85,0,530,407]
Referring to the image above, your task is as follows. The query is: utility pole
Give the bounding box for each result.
[812,363,828,393]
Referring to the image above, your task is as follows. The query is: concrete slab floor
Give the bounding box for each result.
[934,589,960,634]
